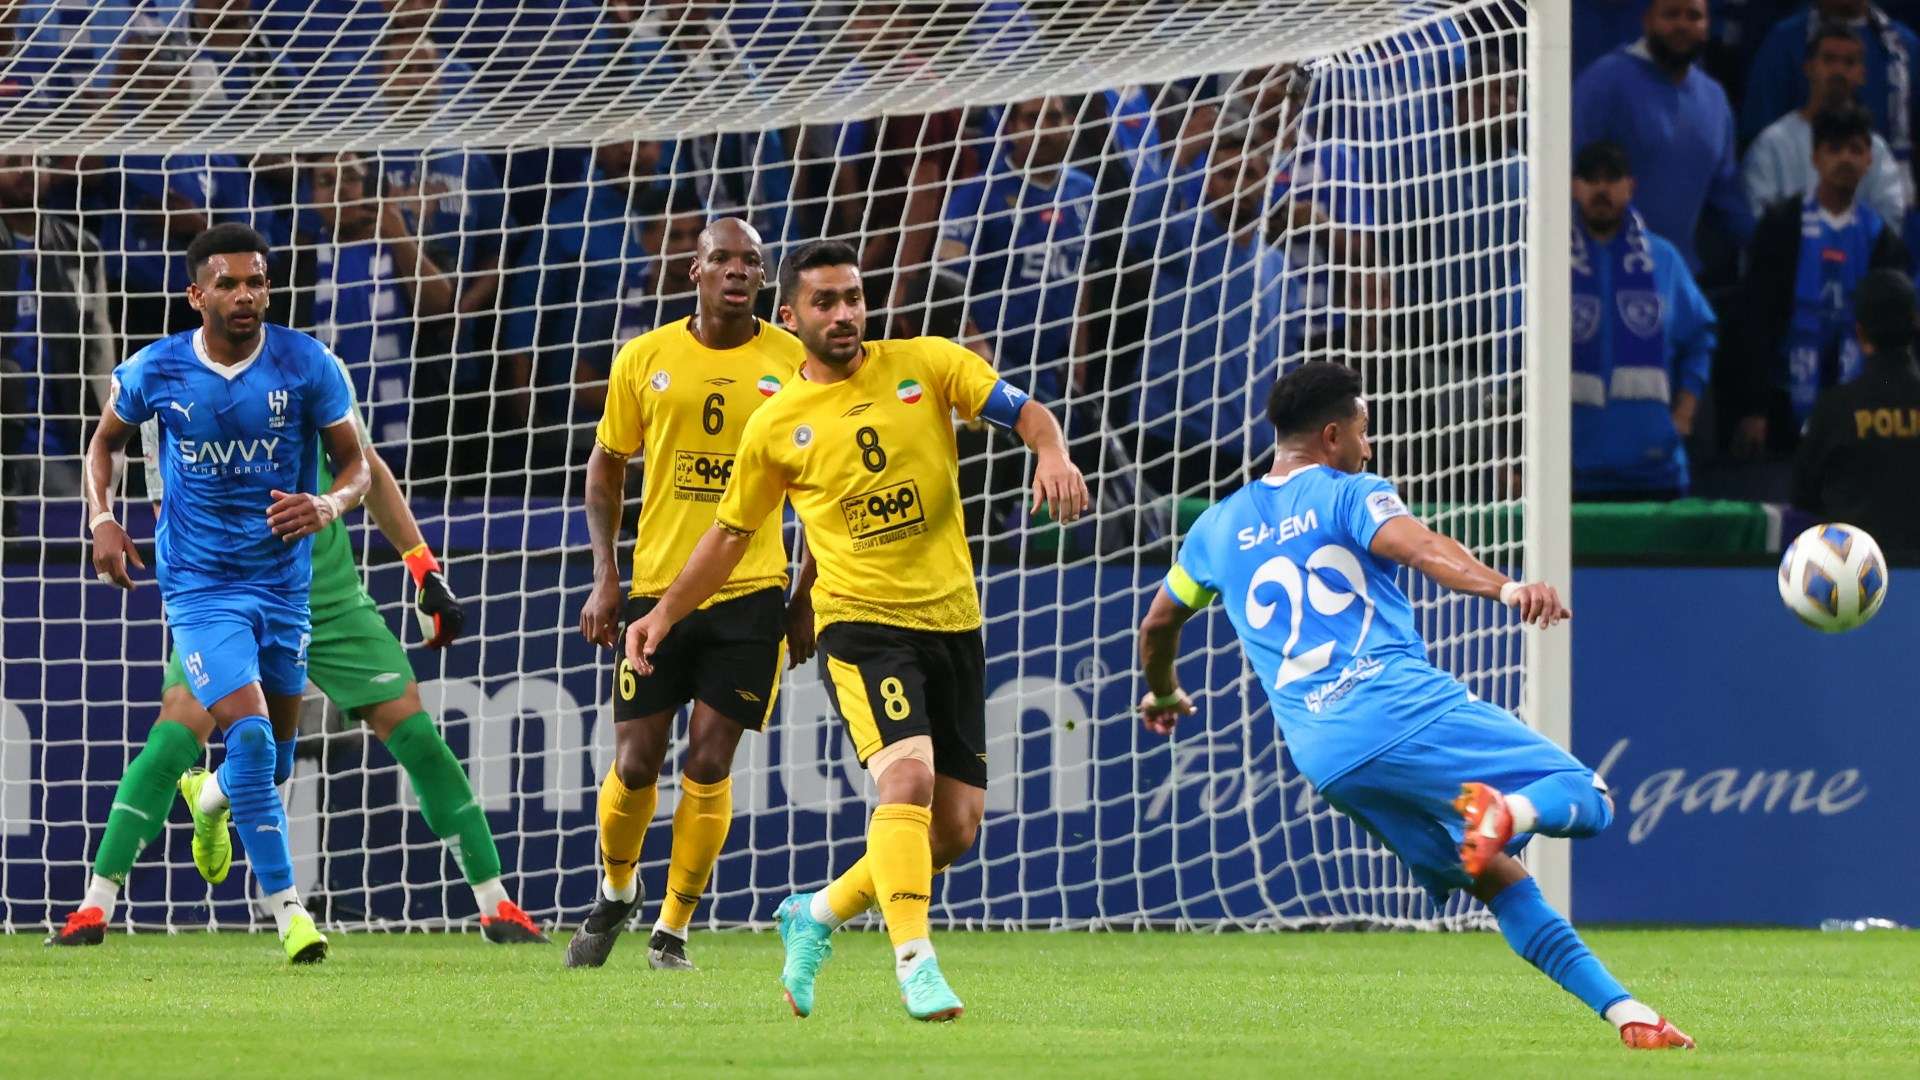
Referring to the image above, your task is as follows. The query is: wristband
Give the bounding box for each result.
[318,493,343,523]
[1499,581,1521,606]
[1148,688,1186,709]
[88,511,117,534]
[402,542,442,588]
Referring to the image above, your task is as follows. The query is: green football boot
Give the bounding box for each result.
[281,909,328,964]
[776,893,835,1017]
[899,955,963,1022]
[177,768,231,885]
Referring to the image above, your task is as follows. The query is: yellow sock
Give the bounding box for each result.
[823,855,877,923]
[823,852,957,924]
[596,766,656,897]
[866,803,933,947]
[658,775,732,932]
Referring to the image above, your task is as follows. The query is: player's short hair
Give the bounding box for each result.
[1856,268,1917,353]
[1812,104,1874,151]
[186,223,271,281]
[1267,361,1363,438]
[1573,141,1631,182]
[778,238,860,303]
[1806,20,1862,60]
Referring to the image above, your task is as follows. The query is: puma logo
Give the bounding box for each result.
[169,400,196,421]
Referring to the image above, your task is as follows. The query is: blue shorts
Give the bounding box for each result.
[164,584,311,708]
[1319,698,1604,902]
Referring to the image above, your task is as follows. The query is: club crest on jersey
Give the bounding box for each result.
[793,424,814,448]
[757,374,782,397]
[896,379,923,405]
[1570,294,1602,345]
[267,389,289,428]
[1616,290,1664,339]
[651,370,671,392]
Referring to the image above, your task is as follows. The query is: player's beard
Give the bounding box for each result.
[1645,34,1702,73]
[811,323,863,366]
[213,307,262,347]
[1582,207,1622,237]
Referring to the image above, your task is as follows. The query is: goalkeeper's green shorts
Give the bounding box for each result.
[163,595,414,716]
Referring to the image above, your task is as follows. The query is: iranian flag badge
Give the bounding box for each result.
[757,374,782,397]
[896,379,924,405]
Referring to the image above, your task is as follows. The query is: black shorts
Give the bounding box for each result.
[616,587,786,730]
[817,621,987,789]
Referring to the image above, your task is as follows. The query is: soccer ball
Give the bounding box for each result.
[1777,523,1890,633]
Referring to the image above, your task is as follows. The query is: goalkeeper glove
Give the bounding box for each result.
[402,543,465,649]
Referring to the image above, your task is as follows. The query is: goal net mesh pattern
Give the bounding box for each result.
[0,0,1534,932]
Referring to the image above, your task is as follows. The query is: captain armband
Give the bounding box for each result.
[977,379,1032,431]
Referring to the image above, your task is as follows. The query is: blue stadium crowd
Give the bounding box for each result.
[0,0,1360,523]
[0,1,1917,552]
[1572,0,1920,550]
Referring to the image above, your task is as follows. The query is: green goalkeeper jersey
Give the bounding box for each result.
[308,452,373,620]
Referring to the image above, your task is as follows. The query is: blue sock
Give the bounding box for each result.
[219,716,296,895]
[1514,771,1612,838]
[274,737,296,787]
[1488,877,1631,1016]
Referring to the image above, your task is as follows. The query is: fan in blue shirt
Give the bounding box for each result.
[83,223,369,965]
[1573,0,1755,271]
[1136,363,1696,1051]
[938,96,1098,402]
[1568,141,1717,498]
[1132,139,1288,480]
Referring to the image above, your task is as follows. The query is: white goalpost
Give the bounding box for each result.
[0,0,1570,932]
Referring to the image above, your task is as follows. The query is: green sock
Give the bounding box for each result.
[92,721,202,885]
[383,711,502,885]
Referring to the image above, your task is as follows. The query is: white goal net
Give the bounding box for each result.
[0,0,1562,932]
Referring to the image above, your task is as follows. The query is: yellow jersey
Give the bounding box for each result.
[716,336,1004,634]
[596,317,805,603]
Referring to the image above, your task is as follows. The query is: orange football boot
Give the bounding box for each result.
[1620,1017,1696,1050]
[1454,781,1514,878]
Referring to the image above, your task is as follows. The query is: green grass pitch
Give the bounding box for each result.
[6,928,1916,1077]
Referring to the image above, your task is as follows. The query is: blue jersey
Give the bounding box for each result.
[372,147,509,275]
[309,239,416,453]
[939,160,1097,401]
[93,154,248,295]
[1164,465,1470,787]
[110,325,356,596]
[1136,202,1287,461]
